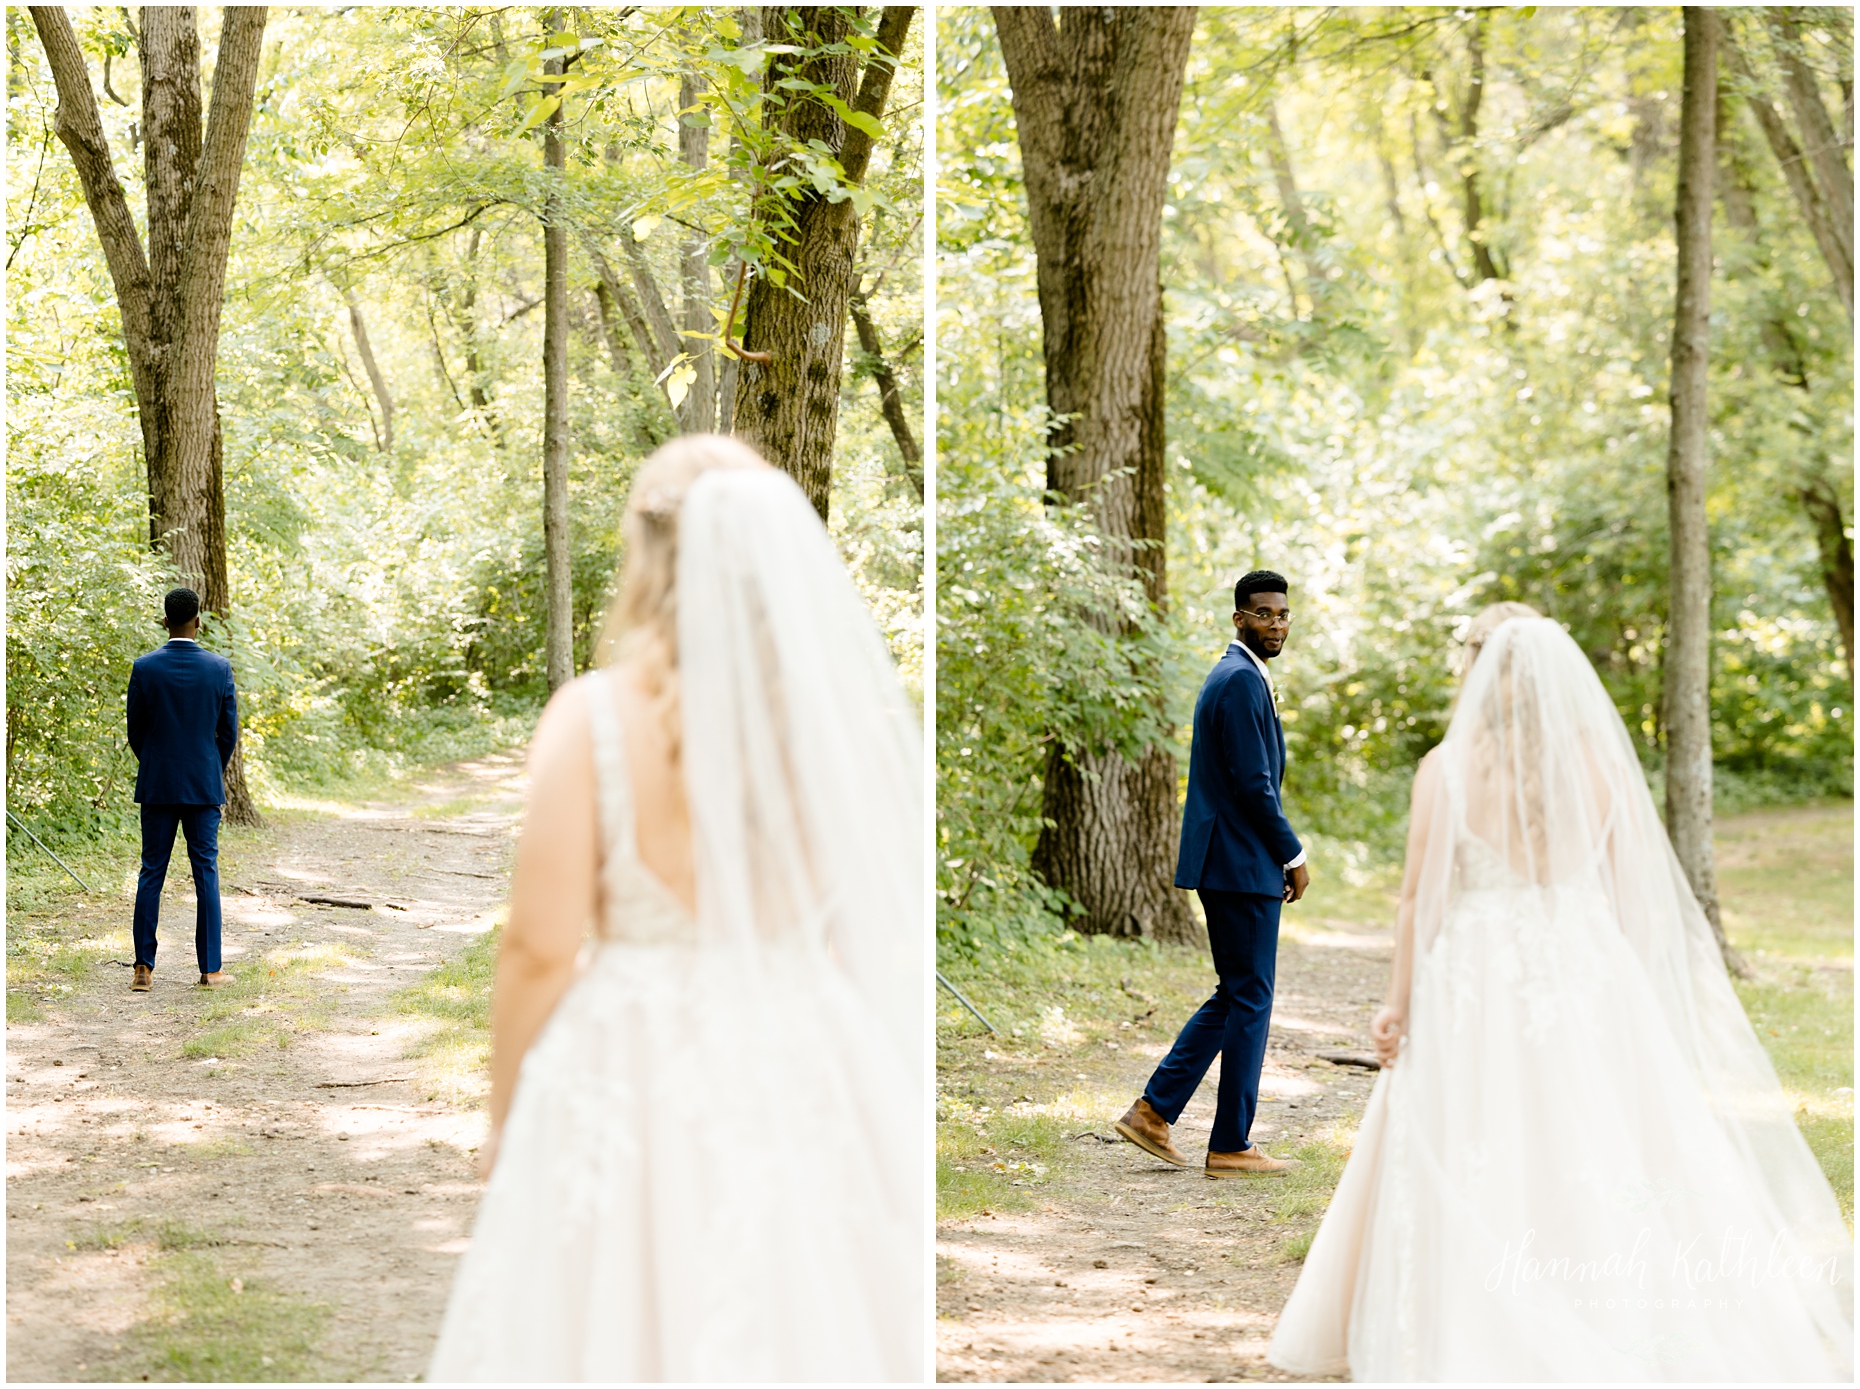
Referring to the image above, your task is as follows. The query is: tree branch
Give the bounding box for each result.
[837,6,915,187]
[27,6,155,402]
[1727,32,1853,319]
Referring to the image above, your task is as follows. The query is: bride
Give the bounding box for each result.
[428,437,923,1381]
[1269,603,1852,1381]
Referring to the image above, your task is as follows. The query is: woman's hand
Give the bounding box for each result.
[1371,1004,1407,1069]
[476,1126,502,1182]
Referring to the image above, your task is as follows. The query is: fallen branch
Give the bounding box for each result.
[314,1077,414,1089]
[298,895,374,910]
[1316,1049,1381,1071]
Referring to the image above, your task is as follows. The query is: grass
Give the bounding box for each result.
[163,941,352,1061]
[389,918,502,1105]
[65,1217,330,1382]
[936,800,1855,1242]
[139,1249,329,1382]
[935,1098,1073,1220]
[1718,800,1854,1221]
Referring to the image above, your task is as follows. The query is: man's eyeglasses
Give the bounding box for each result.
[1239,608,1293,628]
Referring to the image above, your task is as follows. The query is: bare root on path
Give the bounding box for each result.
[6,752,524,1383]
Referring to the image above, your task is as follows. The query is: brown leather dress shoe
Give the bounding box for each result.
[131,964,152,992]
[1206,1145,1294,1177]
[197,971,236,989]
[1113,1098,1189,1167]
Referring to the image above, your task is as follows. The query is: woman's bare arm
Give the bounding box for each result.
[1372,749,1443,1067]
[485,680,600,1166]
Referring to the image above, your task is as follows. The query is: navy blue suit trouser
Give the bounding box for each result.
[133,804,223,974]
[1141,889,1280,1153]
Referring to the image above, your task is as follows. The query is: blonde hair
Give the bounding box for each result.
[1463,601,1543,673]
[594,435,769,758]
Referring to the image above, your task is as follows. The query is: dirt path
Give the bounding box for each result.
[6,752,525,1382]
[936,915,1393,1383]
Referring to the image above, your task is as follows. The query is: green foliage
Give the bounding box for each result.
[936,8,1852,952]
[7,6,923,854]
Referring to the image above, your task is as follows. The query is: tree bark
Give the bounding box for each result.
[994,5,1198,944]
[677,72,716,433]
[139,5,201,537]
[1665,9,1744,977]
[162,6,264,605]
[620,230,682,364]
[448,225,502,439]
[733,5,916,518]
[586,238,669,377]
[1767,8,1854,268]
[29,6,158,493]
[344,293,394,452]
[33,4,266,827]
[848,280,922,497]
[1797,475,1855,667]
[1718,91,1852,670]
[541,39,574,693]
[1729,34,1854,320]
[1422,13,1503,283]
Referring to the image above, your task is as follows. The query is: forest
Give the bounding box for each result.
[936,5,1854,952]
[7,4,924,863]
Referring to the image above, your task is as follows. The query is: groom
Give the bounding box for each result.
[125,588,240,992]
[1115,569,1308,1177]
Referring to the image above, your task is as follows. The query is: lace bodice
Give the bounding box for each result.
[585,669,699,946]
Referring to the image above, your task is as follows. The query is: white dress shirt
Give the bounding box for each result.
[1230,640,1307,872]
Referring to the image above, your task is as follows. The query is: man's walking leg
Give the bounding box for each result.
[1205,891,1293,1174]
[1142,991,1231,1126]
[1115,987,1232,1166]
[133,806,181,971]
[180,807,224,977]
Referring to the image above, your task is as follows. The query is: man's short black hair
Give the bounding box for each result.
[1234,570,1288,610]
[164,587,201,629]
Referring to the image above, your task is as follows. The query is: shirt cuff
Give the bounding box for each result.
[1283,850,1307,870]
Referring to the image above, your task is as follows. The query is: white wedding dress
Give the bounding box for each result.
[428,469,923,1382]
[1269,618,1852,1382]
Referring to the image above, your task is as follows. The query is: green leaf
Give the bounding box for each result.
[632,214,662,240]
[516,93,561,134]
[818,94,882,140]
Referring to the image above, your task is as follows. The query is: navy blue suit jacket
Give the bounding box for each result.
[1174,643,1303,896]
[127,640,239,806]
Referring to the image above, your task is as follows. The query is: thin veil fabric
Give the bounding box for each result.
[427,465,924,1382]
[677,467,924,1077]
[1417,619,1852,1299]
[1270,617,1851,1380]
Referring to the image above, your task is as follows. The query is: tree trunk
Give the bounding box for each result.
[541,41,574,693]
[449,226,502,439]
[1422,13,1503,284]
[33,4,267,827]
[30,6,159,503]
[1718,87,1852,659]
[344,292,394,452]
[848,281,922,498]
[139,5,201,541]
[1665,9,1744,977]
[620,230,682,364]
[587,238,669,377]
[677,72,716,433]
[733,5,916,519]
[1797,475,1856,667]
[1767,8,1854,269]
[1729,35,1854,320]
[994,5,1199,944]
